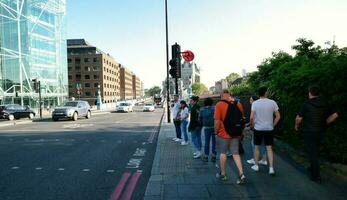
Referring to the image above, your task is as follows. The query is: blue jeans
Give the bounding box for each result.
[204,127,216,156]
[180,120,188,142]
[191,127,202,152]
[173,120,181,139]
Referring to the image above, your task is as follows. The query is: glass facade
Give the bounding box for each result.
[0,0,68,107]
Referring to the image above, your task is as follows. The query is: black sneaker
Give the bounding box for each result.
[216,172,228,181]
[236,174,246,185]
[211,155,216,163]
[201,155,208,162]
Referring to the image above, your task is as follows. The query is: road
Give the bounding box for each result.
[0,107,163,200]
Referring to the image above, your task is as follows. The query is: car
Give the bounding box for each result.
[116,102,133,112]
[143,103,155,112]
[52,100,91,121]
[0,104,35,121]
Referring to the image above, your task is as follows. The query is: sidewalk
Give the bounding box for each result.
[144,120,347,199]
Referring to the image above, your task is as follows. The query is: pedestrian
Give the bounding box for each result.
[246,95,268,166]
[188,96,202,158]
[180,100,189,145]
[295,85,338,183]
[215,89,246,184]
[171,94,182,142]
[199,97,217,162]
[250,86,280,175]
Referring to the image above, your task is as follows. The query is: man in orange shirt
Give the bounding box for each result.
[214,89,245,184]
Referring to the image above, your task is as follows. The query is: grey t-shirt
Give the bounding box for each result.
[252,98,279,131]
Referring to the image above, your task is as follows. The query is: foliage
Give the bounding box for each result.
[230,80,253,96]
[247,38,347,164]
[145,86,161,97]
[191,83,208,95]
[225,72,241,87]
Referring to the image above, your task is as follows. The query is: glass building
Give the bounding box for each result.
[0,0,68,107]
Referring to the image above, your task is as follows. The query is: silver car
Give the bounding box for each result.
[52,101,91,121]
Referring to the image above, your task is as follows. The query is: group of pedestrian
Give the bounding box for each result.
[171,85,338,184]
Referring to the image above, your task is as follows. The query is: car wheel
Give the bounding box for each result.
[8,114,14,121]
[72,112,78,121]
[29,113,34,120]
[86,111,91,119]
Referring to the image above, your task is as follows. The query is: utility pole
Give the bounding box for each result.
[38,80,42,119]
[165,0,171,123]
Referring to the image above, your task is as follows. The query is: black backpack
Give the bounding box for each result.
[220,100,244,137]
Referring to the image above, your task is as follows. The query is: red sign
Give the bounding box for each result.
[182,50,195,62]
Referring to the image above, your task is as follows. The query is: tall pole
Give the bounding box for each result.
[165,0,171,123]
[39,81,42,119]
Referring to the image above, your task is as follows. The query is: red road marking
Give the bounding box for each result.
[109,172,131,200]
[123,172,142,200]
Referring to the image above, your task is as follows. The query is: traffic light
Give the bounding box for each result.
[169,43,181,78]
[32,79,39,92]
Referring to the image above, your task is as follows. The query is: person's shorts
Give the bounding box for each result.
[253,130,274,146]
[216,136,240,155]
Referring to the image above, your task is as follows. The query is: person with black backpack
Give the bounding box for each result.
[214,89,246,184]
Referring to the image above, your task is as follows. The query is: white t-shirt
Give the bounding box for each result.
[172,101,181,120]
[180,107,189,121]
[251,98,279,131]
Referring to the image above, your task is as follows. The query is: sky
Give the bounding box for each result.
[67,0,347,89]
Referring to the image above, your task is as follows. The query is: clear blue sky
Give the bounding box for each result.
[67,0,347,88]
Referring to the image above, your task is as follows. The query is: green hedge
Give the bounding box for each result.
[246,38,347,164]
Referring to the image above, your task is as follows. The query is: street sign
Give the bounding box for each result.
[182,50,194,62]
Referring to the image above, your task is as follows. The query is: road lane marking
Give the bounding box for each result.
[126,158,142,169]
[35,167,42,170]
[11,166,19,170]
[58,168,65,171]
[123,172,142,200]
[107,170,115,173]
[133,148,146,157]
[109,172,131,200]
[82,169,90,172]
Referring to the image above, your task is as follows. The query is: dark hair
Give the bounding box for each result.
[222,89,230,94]
[180,100,187,107]
[258,86,268,97]
[191,95,199,102]
[309,85,320,96]
[204,97,213,106]
[251,95,259,101]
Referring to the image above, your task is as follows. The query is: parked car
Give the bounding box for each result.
[116,102,133,113]
[0,104,35,121]
[52,100,91,121]
[143,103,155,112]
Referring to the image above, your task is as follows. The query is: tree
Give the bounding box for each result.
[225,73,241,87]
[145,86,161,97]
[191,83,208,95]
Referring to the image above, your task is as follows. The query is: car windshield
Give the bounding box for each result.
[145,104,153,106]
[120,103,129,106]
[64,102,78,107]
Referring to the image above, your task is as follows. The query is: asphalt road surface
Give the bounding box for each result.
[0,107,163,200]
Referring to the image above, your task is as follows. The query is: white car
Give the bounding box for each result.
[116,102,133,113]
[143,103,155,112]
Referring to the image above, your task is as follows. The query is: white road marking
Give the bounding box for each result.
[82,169,90,172]
[126,158,142,169]
[11,166,19,170]
[35,167,42,170]
[106,170,115,173]
[137,170,143,173]
[58,168,65,171]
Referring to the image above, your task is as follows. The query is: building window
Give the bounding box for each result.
[75,58,81,64]
[84,58,90,62]
[94,83,99,87]
[68,75,72,79]
[93,66,100,71]
[76,66,81,71]
[85,66,91,71]
[68,58,72,63]
[68,84,72,88]
[94,75,99,80]
[85,83,90,87]
[85,75,90,79]
[76,74,81,80]
[93,58,98,62]
[85,92,91,97]
[68,66,72,71]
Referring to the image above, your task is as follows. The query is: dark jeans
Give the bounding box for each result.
[173,120,181,139]
[303,131,322,180]
[204,127,216,156]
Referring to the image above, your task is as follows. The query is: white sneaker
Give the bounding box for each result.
[259,160,268,166]
[174,138,182,142]
[247,158,255,165]
[181,141,188,145]
[251,165,259,172]
[269,167,275,176]
[172,137,178,141]
[193,152,201,159]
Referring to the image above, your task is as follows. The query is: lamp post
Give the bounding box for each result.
[165,0,171,123]
[96,84,102,110]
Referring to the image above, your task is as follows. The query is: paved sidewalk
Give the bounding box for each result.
[144,121,347,200]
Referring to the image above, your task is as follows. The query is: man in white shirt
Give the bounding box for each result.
[171,94,182,142]
[250,86,280,175]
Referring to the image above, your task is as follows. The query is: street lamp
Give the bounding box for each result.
[96,84,102,110]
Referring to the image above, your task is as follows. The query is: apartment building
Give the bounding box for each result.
[132,75,142,99]
[67,39,121,105]
[120,67,134,100]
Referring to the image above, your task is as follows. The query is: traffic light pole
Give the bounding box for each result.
[38,81,42,119]
[165,0,171,123]
[175,77,178,96]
